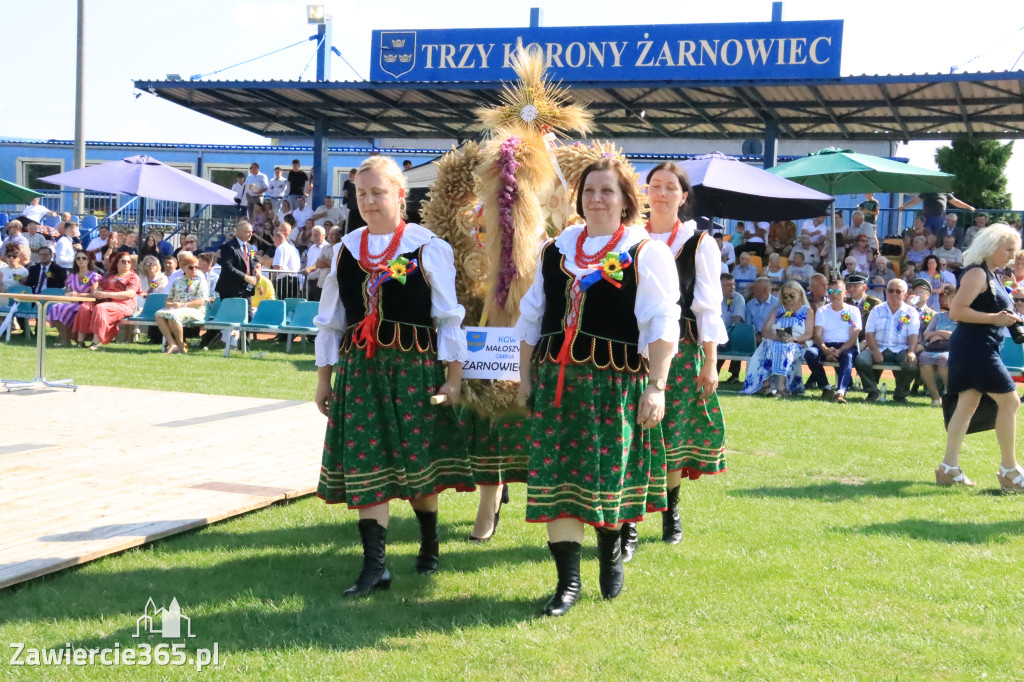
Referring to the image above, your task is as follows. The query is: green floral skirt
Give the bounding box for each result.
[524,362,668,527]
[317,347,475,508]
[663,341,727,479]
[461,409,529,486]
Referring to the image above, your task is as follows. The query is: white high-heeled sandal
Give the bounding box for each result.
[935,463,975,487]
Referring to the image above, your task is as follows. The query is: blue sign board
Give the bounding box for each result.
[371,21,843,83]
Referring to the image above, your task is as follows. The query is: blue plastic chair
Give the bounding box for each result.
[14,287,67,338]
[201,298,249,357]
[1,285,32,341]
[0,213,9,226]
[81,215,98,232]
[283,297,304,323]
[1000,336,1024,375]
[281,300,320,352]
[125,294,169,328]
[244,299,286,332]
[42,215,60,229]
[728,323,758,356]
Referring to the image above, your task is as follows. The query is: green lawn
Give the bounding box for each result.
[1,336,1022,681]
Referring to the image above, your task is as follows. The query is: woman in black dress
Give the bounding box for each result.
[939,223,1024,491]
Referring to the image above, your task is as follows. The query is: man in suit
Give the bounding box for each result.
[24,245,67,294]
[199,221,257,350]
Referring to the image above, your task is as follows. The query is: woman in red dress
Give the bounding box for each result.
[73,252,142,349]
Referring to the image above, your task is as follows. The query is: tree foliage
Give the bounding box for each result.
[935,139,1013,209]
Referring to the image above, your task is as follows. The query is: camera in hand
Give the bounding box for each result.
[1010,320,1024,345]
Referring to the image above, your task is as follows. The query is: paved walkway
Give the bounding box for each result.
[0,386,325,589]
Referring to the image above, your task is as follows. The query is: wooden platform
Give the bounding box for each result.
[0,386,325,589]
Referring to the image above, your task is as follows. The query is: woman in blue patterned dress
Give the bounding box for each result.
[741,280,815,397]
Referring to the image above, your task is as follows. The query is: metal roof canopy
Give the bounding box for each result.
[134,70,1024,142]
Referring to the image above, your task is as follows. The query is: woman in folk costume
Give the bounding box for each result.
[516,157,680,616]
[618,162,728,561]
[313,156,474,597]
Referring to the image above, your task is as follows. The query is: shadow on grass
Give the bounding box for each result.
[730,479,942,502]
[848,518,1024,544]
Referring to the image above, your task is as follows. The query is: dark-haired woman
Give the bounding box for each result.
[516,157,679,616]
[48,252,100,346]
[313,155,474,597]
[617,162,729,561]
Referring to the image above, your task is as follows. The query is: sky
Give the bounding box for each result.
[2,0,1023,202]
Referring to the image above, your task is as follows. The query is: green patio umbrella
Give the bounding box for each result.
[768,147,954,271]
[0,178,42,205]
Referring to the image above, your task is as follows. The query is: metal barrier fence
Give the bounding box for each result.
[263,268,320,300]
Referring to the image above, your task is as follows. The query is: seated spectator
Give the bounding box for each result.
[736,221,768,258]
[162,255,178,281]
[251,260,276,311]
[313,195,347,228]
[54,221,76,270]
[154,252,210,354]
[767,220,796,257]
[717,273,746,382]
[848,234,873,273]
[854,278,920,402]
[294,218,314,252]
[290,196,313,229]
[805,277,862,403]
[23,220,50,265]
[24,245,66,294]
[715,232,735,268]
[916,287,958,407]
[909,277,938,328]
[85,226,110,264]
[901,263,918,285]
[276,198,294,226]
[740,280,815,397]
[762,252,786,282]
[789,233,821,270]
[72,252,142,350]
[845,211,878,252]
[938,258,957,289]
[197,252,219,296]
[48,252,100,346]
[808,273,829,310]
[744,277,778,344]
[932,233,964,271]
[252,205,276,254]
[869,274,887,298]
[1,242,31,290]
[785,251,815,283]
[800,215,828,250]
[731,222,746,249]
[139,255,169,296]
[100,232,123,271]
[905,235,931,269]
[732,251,758,295]
[840,257,860,281]
[962,212,989,249]
[902,216,936,251]
[15,197,58,230]
[173,234,199,258]
[918,256,944,308]
[935,213,963,248]
[1010,250,1024,288]
[3,221,29,252]
[117,231,139,255]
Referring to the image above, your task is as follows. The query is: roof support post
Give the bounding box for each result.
[312,116,328,205]
[762,120,779,169]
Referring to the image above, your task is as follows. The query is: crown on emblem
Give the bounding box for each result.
[383,54,398,63]
[398,54,412,62]
[391,39,406,48]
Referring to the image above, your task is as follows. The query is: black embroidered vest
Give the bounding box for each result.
[336,243,437,354]
[534,239,647,373]
[675,232,702,343]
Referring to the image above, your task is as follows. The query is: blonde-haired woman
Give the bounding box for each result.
[313,155,472,596]
[153,251,209,354]
[939,223,1024,491]
[741,281,815,397]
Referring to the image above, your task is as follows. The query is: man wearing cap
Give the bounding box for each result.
[844,273,881,344]
[805,277,862,403]
[908,278,937,329]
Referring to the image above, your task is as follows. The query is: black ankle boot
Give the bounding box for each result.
[662,485,683,544]
[543,541,582,616]
[595,526,624,599]
[619,522,638,563]
[414,510,439,574]
[343,519,391,597]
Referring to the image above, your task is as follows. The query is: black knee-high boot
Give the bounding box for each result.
[619,522,638,562]
[414,510,439,574]
[662,485,683,544]
[595,526,624,599]
[543,541,582,617]
[343,519,391,597]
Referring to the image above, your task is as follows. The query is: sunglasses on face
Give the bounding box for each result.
[827,288,842,295]
[1014,298,1024,303]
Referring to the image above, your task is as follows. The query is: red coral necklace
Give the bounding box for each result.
[575,223,626,268]
[359,222,406,271]
[644,219,681,249]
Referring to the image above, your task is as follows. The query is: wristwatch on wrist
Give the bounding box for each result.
[652,378,667,391]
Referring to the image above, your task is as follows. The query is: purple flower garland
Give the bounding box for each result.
[494,136,521,307]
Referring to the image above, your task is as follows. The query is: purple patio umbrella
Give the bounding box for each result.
[676,153,834,221]
[39,155,237,205]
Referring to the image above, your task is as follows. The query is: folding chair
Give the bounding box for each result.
[280,300,320,352]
